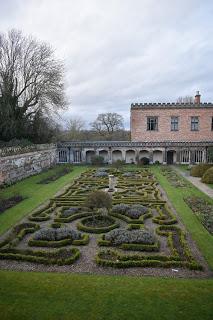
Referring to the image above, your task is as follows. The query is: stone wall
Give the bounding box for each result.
[0,147,57,186]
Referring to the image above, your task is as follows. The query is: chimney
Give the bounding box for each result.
[194,91,201,104]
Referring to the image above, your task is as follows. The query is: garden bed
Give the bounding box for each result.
[0,195,24,214]
[0,167,209,278]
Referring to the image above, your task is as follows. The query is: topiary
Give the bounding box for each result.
[190,164,212,177]
[84,190,112,212]
[201,167,213,184]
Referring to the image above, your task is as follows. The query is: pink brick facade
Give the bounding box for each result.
[131,105,213,142]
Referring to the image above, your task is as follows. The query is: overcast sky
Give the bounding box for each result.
[0,0,213,128]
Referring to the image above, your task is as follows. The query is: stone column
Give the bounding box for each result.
[121,149,126,162]
[81,150,86,163]
[149,150,153,164]
[203,148,207,163]
[176,149,180,164]
[190,149,195,164]
[108,147,112,164]
[163,148,167,164]
[135,149,139,164]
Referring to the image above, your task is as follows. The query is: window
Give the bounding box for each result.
[147,117,158,131]
[211,117,213,131]
[171,116,179,131]
[191,116,199,131]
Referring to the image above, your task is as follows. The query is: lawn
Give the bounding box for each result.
[150,165,213,269]
[0,165,87,235]
[0,270,212,320]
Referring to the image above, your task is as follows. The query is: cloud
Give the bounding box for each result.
[0,0,213,128]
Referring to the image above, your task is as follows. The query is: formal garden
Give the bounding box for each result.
[0,164,213,319]
[0,165,211,278]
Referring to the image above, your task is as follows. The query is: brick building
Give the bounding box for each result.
[58,92,213,164]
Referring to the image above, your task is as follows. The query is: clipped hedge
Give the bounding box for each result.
[0,247,80,265]
[0,223,40,249]
[77,216,119,234]
[190,164,212,177]
[201,166,213,184]
[95,250,202,270]
[28,234,89,247]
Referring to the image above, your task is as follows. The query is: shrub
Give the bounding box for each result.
[84,190,112,212]
[190,164,212,177]
[201,167,213,184]
[139,157,150,165]
[91,155,104,165]
[112,203,148,219]
[112,159,125,169]
[0,194,24,214]
[126,204,148,219]
[122,172,135,177]
[61,207,80,218]
[94,171,108,177]
[112,204,130,214]
[33,227,82,241]
[105,228,155,245]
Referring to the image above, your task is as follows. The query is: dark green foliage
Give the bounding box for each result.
[84,190,112,211]
[91,155,104,165]
[0,194,24,214]
[184,197,213,234]
[190,164,212,177]
[201,166,213,184]
[0,247,80,265]
[77,216,119,233]
[112,159,125,169]
[38,165,73,184]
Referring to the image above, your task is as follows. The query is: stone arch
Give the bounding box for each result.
[99,150,109,163]
[86,150,95,163]
[153,150,163,163]
[112,150,122,162]
[125,150,136,164]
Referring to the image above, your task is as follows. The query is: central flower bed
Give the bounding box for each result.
[77,215,119,233]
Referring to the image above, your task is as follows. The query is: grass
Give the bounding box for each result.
[0,271,212,320]
[0,165,87,235]
[150,165,213,269]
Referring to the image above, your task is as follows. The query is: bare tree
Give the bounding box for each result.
[66,117,85,140]
[91,112,124,140]
[177,96,194,103]
[0,29,66,141]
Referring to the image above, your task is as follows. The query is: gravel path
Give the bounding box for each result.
[174,166,213,199]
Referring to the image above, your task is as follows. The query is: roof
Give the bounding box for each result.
[131,102,213,110]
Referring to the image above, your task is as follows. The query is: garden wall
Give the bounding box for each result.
[0,145,57,186]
